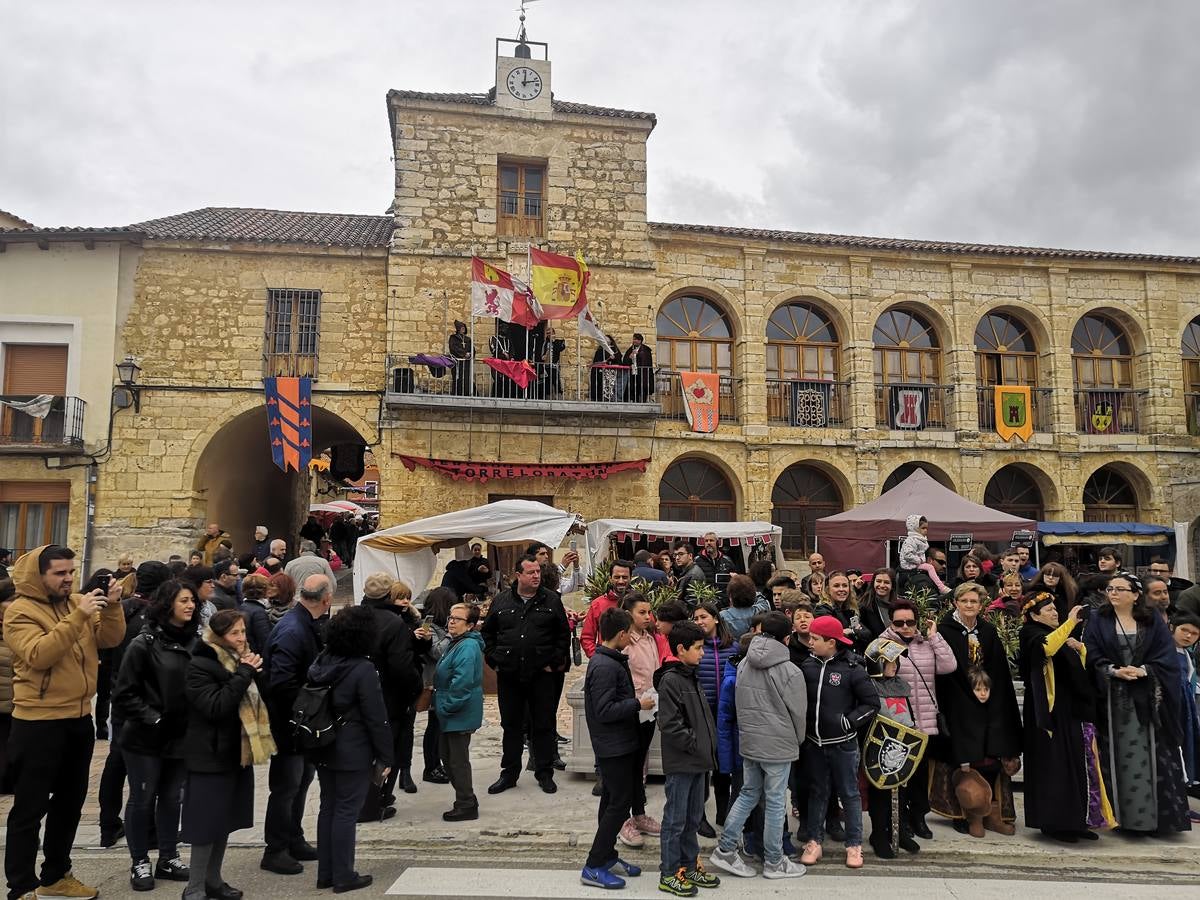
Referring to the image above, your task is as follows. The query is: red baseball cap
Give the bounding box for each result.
[809,615,853,645]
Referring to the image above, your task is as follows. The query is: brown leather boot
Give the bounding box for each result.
[983,800,1015,835]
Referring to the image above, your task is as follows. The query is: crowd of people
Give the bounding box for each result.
[1,514,1198,899]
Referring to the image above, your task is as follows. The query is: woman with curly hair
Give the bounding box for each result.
[113,579,201,891]
[307,605,394,892]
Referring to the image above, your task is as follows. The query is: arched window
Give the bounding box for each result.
[1182,317,1200,435]
[656,295,734,376]
[766,301,844,425]
[975,312,1040,429]
[1072,314,1135,433]
[771,464,843,555]
[659,459,735,522]
[873,308,944,427]
[984,466,1045,521]
[1083,466,1138,523]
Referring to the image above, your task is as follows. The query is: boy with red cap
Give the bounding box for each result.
[797,616,878,869]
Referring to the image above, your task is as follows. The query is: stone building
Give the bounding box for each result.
[10,33,1196,571]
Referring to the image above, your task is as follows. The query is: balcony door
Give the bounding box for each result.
[2,344,68,443]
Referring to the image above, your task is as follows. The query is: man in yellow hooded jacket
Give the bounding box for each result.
[3,544,125,900]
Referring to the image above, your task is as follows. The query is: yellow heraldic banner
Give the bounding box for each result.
[994,385,1034,442]
[529,248,590,320]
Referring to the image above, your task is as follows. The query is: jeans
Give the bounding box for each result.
[264,752,315,855]
[496,670,558,780]
[422,708,442,774]
[718,760,790,864]
[124,752,186,861]
[316,767,370,886]
[659,772,705,877]
[438,731,475,807]
[97,720,126,832]
[4,717,95,900]
[803,741,863,847]
[586,752,638,869]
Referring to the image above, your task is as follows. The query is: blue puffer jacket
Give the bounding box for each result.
[716,657,741,774]
[434,631,484,734]
[697,635,737,715]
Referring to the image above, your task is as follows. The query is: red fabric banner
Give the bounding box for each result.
[483,358,537,388]
[395,455,650,484]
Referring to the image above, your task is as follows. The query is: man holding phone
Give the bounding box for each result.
[3,544,126,900]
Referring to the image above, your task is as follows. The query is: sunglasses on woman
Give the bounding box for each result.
[892,618,917,628]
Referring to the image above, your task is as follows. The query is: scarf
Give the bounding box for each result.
[202,629,276,766]
[953,610,982,666]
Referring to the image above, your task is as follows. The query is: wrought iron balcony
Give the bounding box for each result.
[874,384,953,430]
[0,395,86,452]
[766,379,850,427]
[1073,388,1145,435]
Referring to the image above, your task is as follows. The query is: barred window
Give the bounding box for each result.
[264,289,320,379]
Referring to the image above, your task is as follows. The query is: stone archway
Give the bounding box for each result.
[193,403,368,552]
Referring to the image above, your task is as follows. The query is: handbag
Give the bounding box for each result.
[414,685,434,713]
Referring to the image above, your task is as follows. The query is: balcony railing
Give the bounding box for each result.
[976,386,1053,433]
[766,379,851,427]
[0,395,86,449]
[1073,388,1146,435]
[874,384,953,430]
[656,371,740,424]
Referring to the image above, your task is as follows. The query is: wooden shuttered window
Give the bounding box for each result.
[0,481,71,556]
[3,344,68,394]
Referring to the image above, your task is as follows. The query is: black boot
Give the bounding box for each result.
[870,833,896,859]
[400,769,418,794]
[909,813,933,840]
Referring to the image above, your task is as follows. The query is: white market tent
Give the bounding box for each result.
[352,499,582,598]
[584,518,786,572]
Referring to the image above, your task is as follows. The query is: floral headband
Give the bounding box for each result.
[1021,591,1056,617]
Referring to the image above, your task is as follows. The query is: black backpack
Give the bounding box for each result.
[289,680,339,753]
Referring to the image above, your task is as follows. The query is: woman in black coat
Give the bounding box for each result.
[182,609,274,900]
[307,605,394,894]
[113,579,201,890]
[930,582,1022,836]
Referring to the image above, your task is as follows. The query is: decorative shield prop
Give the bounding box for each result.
[862,715,928,789]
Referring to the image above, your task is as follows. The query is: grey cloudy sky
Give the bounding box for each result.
[3,0,1197,255]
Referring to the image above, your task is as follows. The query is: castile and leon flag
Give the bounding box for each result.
[470,257,541,328]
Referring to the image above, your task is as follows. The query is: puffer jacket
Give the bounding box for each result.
[2,545,126,720]
[434,631,484,733]
[584,646,641,759]
[899,514,928,571]
[696,635,737,715]
[881,625,957,735]
[654,660,717,775]
[799,649,877,746]
[113,621,200,757]
[716,658,740,774]
[734,635,807,763]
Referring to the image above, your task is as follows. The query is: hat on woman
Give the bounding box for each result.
[362,572,395,601]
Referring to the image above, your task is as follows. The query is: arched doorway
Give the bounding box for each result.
[975,312,1039,430]
[1071,313,1136,433]
[194,404,368,552]
[1082,466,1139,522]
[771,464,843,555]
[881,462,953,494]
[659,459,736,522]
[873,307,945,428]
[766,300,843,424]
[1182,317,1200,434]
[984,465,1045,520]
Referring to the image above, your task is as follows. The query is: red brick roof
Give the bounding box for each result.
[649,221,1200,265]
[387,89,657,123]
[136,207,393,247]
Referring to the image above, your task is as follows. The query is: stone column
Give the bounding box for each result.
[948,263,978,433]
[847,256,877,430]
[1143,272,1183,436]
[1046,267,1078,440]
[740,247,768,428]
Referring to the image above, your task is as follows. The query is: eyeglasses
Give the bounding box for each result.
[447,615,469,624]
[892,621,916,628]
[1105,586,1134,594]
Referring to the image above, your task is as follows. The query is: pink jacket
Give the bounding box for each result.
[882,625,957,735]
[623,629,671,697]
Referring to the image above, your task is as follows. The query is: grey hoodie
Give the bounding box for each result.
[734,634,807,763]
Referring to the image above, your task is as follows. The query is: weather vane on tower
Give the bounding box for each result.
[516,0,542,45]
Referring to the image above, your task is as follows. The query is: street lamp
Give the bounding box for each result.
[114,355,142,413]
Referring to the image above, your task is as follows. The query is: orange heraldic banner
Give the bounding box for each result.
[680,372,720,433]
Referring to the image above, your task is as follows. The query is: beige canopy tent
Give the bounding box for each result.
[352,499,582,598]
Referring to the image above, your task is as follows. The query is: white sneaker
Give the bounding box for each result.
[708,846,756,878]
[763,856,807,879]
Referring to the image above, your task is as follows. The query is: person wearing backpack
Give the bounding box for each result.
[262,573,331,876]
[305,605,394,894]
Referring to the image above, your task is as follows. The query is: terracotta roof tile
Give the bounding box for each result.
[387,89,656,123]
[649,221,1200,266]
[135,207,393,247]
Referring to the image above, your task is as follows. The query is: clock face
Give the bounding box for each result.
[506,66,542,101]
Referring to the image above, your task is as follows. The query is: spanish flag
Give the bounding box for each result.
[529,248,590,320]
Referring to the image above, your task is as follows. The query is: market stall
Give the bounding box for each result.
[583,518,785,572]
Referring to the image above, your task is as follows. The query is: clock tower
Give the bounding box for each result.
[494,22,552,114]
